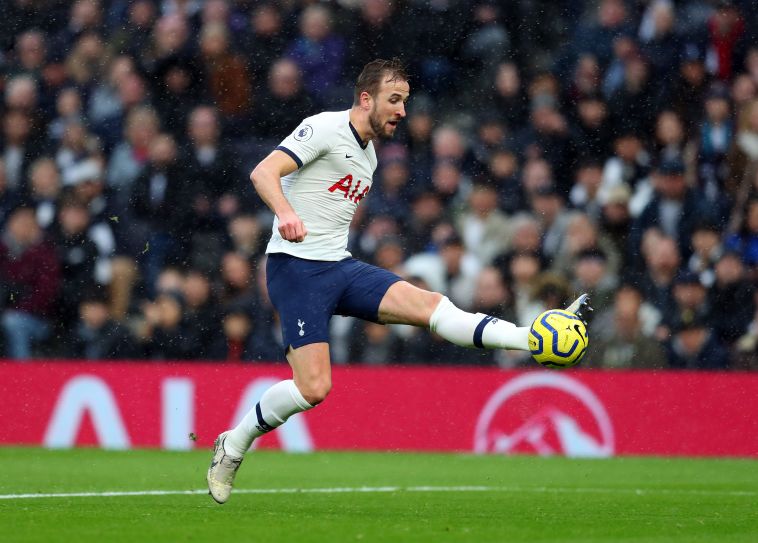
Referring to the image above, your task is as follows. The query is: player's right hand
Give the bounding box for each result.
[277,210,308,243]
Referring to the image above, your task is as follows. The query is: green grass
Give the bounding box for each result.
[0,448,756,543]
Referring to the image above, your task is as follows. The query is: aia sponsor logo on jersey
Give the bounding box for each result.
[328,174,370,203]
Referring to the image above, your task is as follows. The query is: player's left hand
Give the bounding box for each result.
[277,209,308,243]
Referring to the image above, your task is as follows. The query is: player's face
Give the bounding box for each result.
[369,77,410,139]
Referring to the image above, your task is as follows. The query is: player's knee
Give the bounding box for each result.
[298,376,332,405]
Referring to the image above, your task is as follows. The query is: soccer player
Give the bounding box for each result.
[207,58,591,503]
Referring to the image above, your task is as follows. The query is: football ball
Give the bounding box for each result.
[529,310,588,369]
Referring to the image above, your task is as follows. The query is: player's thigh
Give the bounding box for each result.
[267,253,339,350]
[286,342,332,405]
[378,280,443,327]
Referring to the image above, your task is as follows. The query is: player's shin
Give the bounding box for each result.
[428,296,530,351]
[223,379,313,457]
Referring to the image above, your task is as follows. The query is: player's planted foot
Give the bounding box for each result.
[207,431,243,504]
[565,293,593,325]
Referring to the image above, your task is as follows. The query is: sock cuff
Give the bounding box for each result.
[429,296,454,333]
[287,379,313,410]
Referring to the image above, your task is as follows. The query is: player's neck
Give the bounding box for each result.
[349,107,375,145]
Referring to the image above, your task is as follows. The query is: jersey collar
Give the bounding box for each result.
[349,121,369,150]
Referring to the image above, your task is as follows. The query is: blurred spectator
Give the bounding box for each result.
[637,233,681,330]
[687,220,725,286]
[629,156,707,262]
[1,109,43,195]
[639,0,681,81]
[667,314,730,370]
[726,98,758,214]
[55,120,101,184]
[138,289,200,360]
[366,145,412,224]
[456,182,512,266]
[66,286,138,360]
[219,251,257,308]
[198,21,253,134]
[529,185,571,261]
[226,213,262,261]
[562,0,631,72]
[600,129,652,217]
[489,62,529,129]
[240,3,287,83]
[286,4,347,108]
[129,133,196,292]
[660,269,712,338]
[487,147,524,214]
[0,206,61,359]
[571,94,612,162]
[725,196,758,273]
[569,159,605,219]
[706,0,745,82]
[108,0,158,58]
[516,96,573,194]
[253,58,314,140]
[668,39,712,135]
[697,84,735,215]
[51,193,100,329]
[26,157,62,229]
[52,0,104,57]
[181,268,221,358]
[500,250,544,327]
[583,284,666,369]
[61,159,116,281]
[106,105,160,208]
[507,213,543,255]
[208,302,282,362]
[708,250,755,345]
[345,0,403,78]
[405,231,480,310]
[571,248,618,313]
[47,87,85,144]
[402,190,444,256]
[0,160,22,230]
[182,104,243,213]
[349,320,404,366]
[608,55,661,139]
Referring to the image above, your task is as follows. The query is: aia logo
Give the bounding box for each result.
[294,124,313,141]
[473,373,614,458]
[328,174,370,203]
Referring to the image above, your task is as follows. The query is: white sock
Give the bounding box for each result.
[223,379,313,457]
[429,296,530,350]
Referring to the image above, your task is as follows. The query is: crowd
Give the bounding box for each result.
[2,0,758,370]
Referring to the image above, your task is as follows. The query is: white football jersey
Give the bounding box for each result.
[265,110,377,261]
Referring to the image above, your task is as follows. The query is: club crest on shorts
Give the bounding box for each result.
[294,124,313,141]
[297,319,306,336]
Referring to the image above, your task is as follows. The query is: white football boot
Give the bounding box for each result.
[207,431,243,504]
[565,293,593,325]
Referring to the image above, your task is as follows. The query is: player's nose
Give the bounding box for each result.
[397,103,406,118]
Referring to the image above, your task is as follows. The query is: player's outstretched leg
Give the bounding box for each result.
[207,378,314,504]
[426,290,592,352]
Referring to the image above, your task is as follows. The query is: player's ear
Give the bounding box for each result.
[360,91,373,110]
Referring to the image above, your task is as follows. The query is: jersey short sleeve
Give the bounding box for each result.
[276,113,337,169]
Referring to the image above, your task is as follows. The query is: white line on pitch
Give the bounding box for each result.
[0,485,755,501]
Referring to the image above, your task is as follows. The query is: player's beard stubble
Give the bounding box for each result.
[369,107,395,140]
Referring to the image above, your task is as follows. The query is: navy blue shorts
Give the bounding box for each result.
[266,253,403,351]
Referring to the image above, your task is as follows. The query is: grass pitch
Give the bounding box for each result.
[0,448,756,543]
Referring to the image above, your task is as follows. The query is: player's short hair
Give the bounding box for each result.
[354,58,408,104]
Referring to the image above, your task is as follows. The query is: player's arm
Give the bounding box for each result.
[250,150,307,243]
